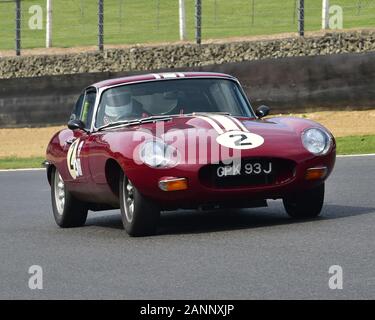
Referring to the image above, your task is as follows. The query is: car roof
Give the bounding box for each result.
[91,72,236,89]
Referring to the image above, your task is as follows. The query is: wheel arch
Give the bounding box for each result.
[105,158,124,198]
[46,164,56,186]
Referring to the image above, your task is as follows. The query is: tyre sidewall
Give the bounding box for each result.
[119,172,160,236]
[283,183,325,218]
[51,167,66,226]
[51,167,88,227]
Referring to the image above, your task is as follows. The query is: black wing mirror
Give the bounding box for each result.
[255,105,270,118]
[68,119,86,131]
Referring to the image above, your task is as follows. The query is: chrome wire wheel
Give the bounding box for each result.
[54,170,65,215]
[119,173,160,236]
[123,177,134,223]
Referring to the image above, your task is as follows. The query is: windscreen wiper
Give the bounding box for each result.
[97,119,139,131]
[185,112,232,116]
[97,116,172,131]
[138,115,173,123]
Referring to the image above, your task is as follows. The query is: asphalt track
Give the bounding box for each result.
[0,155,374,299]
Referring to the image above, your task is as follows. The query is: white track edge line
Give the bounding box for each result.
[0,168,45,172]
[337,153,375,158]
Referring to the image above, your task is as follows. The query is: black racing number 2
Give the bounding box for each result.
[229,133,252,146]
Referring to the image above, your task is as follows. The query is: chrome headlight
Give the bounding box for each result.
[139,140,179,168]
[302,128,332,155]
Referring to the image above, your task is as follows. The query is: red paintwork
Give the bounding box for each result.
[46,72,336,210]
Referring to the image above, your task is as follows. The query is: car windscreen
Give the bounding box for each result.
[96,78,254,128]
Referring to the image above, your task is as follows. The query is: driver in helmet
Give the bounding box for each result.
[103,92,145,125]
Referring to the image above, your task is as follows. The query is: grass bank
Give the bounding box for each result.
[0,157,45,170]
[335,135,375,155]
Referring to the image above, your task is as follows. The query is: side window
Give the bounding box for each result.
[80,90,97,129]
[70,93,84,121]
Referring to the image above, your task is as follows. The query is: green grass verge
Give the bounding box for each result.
[335,135,375,155]
[0,0,375,50]
[0,135,373,169]
[0,157,45,170]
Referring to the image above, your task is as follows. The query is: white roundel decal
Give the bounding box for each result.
[216,130,264,150]
[67,139,84,179]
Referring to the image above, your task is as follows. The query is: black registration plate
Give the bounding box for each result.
[213,159,276,187]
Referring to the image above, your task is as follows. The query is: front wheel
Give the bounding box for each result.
[51,167,88,227]
[283,183,325,219]
[119,173,160,236]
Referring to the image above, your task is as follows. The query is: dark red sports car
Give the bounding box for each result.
[45,72,336,236]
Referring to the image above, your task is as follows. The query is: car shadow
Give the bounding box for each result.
[157,204,375,235]
[86,212,124,230]
[85,203,375,236]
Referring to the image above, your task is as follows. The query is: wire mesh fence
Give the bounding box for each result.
[0,0,374,54]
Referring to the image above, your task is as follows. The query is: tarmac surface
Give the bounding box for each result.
[0,155,374,299]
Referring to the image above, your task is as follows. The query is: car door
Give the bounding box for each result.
[63,88,97,187]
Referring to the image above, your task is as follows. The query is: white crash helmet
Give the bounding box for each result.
[104,92,133,118]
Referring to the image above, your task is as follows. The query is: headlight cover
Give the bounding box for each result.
[302,128,332,155]
[139,140,179,168]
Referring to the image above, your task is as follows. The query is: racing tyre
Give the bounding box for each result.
[283,183,325,219]
[119,172,160,236]
[51,167,88,227]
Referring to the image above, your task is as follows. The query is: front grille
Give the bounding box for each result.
[199,158,296,188]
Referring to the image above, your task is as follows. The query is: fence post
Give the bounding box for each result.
[46,0,53,48]
[195,0,202,45]
[322,0,330,29]
[179,0,186,41]
[251,0,255,26]
[15,0,21,56]
[298,0,304,36]
[98,0,104,51]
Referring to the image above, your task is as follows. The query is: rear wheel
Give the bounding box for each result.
[51,167,88,227]
[283,183,325,219]
[119,172,160,236]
